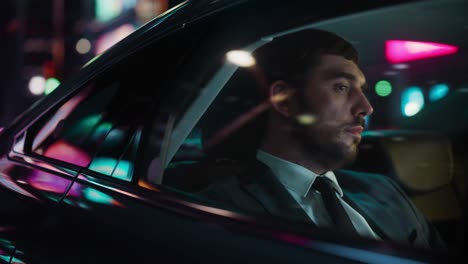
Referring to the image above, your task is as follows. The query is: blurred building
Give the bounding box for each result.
[1,0,179,127]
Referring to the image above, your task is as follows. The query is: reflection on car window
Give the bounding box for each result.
[26,80,148,181]
[23,19,214,185]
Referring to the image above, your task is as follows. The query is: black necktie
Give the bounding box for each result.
[313,176,359,236]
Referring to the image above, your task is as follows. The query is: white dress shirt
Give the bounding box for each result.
[257,150,380,240]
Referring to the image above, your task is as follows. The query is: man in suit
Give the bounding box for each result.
[199,29,446,251]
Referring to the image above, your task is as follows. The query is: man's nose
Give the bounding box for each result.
[352,92,374,117]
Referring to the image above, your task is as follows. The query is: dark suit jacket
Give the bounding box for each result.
[199,159,446,251]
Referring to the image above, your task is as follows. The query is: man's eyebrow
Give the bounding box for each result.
[324,70,368,90]
[324,70,357,81]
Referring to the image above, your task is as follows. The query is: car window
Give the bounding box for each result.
[22,79,149,182]
[20,23,207,182]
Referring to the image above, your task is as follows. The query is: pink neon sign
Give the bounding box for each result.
[386,40,458,63]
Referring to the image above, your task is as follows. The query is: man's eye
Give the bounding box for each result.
[334,84,349,92]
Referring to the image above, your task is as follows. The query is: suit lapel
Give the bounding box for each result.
[341,193,392,241]
[238,160,313,224]
[335,170,415,245]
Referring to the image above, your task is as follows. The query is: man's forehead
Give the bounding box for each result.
[314,55,366,83]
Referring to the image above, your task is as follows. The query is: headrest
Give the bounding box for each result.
[349,130,453,195]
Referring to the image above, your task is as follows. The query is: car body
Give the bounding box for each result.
[0,0,465,263]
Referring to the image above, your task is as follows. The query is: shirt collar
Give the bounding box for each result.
[256,150,344,197]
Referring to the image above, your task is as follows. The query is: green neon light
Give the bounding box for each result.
[429,83,449,101]
[83,188,114,205]
[88,157,132,181]
[66,114,102,138]
[89,157,116,176]
[183,137,202,148]
[90,122,113,141]
[44,78,61,95]
[95,0,122,22]
[113,160,132,181]
[401,86,424,117]
[375,80,392,97]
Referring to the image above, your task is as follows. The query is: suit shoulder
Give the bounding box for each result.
[337,169,396,187]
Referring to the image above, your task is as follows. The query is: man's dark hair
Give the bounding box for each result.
[201,29,359,159]
[253,28,359,94]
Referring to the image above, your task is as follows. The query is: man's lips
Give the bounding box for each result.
[345,125,364,135]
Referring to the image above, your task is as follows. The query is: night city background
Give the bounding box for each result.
[0,0,183,128]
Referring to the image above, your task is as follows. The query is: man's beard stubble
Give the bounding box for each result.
[292,120,360,171]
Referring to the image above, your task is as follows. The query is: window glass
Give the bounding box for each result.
[26,81,146,182]
[24,23,203,182]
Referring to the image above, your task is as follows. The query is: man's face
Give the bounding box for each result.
[290,54,373,170]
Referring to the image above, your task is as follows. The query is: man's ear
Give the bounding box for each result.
[269,80,295,118]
